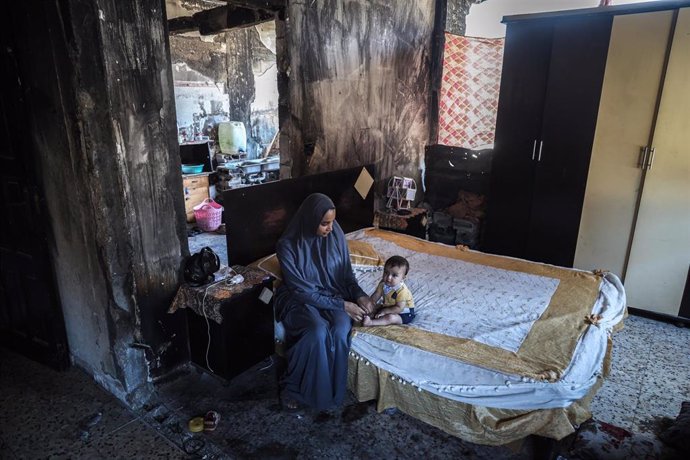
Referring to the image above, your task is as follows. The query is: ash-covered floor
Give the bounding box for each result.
[1,315,687,459]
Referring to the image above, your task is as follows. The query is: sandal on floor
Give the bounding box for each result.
[204,410,221,431]
[188,416,205,433]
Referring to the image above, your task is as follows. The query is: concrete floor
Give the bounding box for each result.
[0,314,687,459]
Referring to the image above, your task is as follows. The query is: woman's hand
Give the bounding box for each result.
[356,295,376,315]
[344,301,366,322]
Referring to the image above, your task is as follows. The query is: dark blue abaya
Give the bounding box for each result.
[274,193,366,410]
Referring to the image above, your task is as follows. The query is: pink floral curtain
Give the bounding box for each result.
[438,33,504,149]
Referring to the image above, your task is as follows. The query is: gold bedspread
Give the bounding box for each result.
[347,342,609,446]
[347,229,612,445]
[353,228,603,381]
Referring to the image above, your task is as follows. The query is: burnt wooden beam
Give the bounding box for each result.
[169,5,277,35]
[195,5,231,34]
[228,0,285,10]
[199,5,276,35]
[168,15,198,34]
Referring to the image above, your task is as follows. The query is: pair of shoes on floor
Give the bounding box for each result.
[204,410,221,431]
[188,411,221,433]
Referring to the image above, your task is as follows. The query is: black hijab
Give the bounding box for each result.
[274,193,365,319]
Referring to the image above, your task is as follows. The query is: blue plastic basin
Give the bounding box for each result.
[181,164,204,174]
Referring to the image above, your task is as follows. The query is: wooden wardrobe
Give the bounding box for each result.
[575,6,690,318]
[483,12,612,269]
[484,2,690,318]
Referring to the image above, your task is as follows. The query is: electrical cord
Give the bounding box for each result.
[200,267,245,374]
[201,282,217,374]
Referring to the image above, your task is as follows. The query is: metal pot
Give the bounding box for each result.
[261,159,280,172]
[239,162,262,174]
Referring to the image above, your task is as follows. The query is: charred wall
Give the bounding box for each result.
[7,0,188,405]
[284,0,436,189]
[446,0,488,35]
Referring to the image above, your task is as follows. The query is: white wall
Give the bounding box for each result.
[252,63,278,112]
[172,63,229,132]
[466,0,662,38]
[174,84,230,131]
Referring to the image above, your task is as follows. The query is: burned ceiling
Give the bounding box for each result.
[167,0,284,35]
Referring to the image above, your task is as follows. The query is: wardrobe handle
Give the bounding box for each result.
[537,141,543,161]
[639,146,649,169]
[647,147,656,170]
[532,140,537,160]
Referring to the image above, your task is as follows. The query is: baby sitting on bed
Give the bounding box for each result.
[363,255,415,326]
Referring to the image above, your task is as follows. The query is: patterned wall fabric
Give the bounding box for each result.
[438,33,504,149]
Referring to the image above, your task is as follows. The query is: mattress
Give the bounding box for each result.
[347,228,626,411]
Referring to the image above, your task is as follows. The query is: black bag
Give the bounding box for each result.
[183,247,220,286]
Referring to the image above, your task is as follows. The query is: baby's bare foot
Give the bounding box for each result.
[362,316,372,326]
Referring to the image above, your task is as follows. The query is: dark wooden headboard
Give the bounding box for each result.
[222,164,376,266]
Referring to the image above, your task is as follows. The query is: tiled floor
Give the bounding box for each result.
[1,315,687,459]
[588,314,690,457]
[0,348,187,459]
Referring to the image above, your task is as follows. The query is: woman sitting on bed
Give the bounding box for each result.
[274,193,375,411]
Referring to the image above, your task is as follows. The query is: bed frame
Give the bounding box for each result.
[222,164,376,266]
[220,164,585,455]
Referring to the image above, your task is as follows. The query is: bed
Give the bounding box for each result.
[222,165,626,446]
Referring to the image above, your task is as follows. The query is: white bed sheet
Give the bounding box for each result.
[348,231,626,410]
[348,236,561,352]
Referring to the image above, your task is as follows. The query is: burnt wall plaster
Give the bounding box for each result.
[250,22,279,151]
[170,34,227,83]
[446,0,487,35]
[276,13,291,177]
[284,0,436,189]
[170,26,278,157]
[226,25,279,157]
[9,0,188,406]
[226,27,256,154]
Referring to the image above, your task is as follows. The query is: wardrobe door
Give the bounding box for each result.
[483,21,552,258]
[574,11,674,277]
[525,15,612,267]
[625,8,690,317]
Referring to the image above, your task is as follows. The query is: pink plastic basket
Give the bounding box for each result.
[193,198,223,232]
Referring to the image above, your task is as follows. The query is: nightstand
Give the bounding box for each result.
[374,207,429,239]
[176,266,274,380]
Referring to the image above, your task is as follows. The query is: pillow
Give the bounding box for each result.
[250,240,384,281]
[348,240,385,267]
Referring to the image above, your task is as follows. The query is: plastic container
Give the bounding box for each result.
[193,198,223,232]
[181,164,204,174]
[218,121,246,154]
